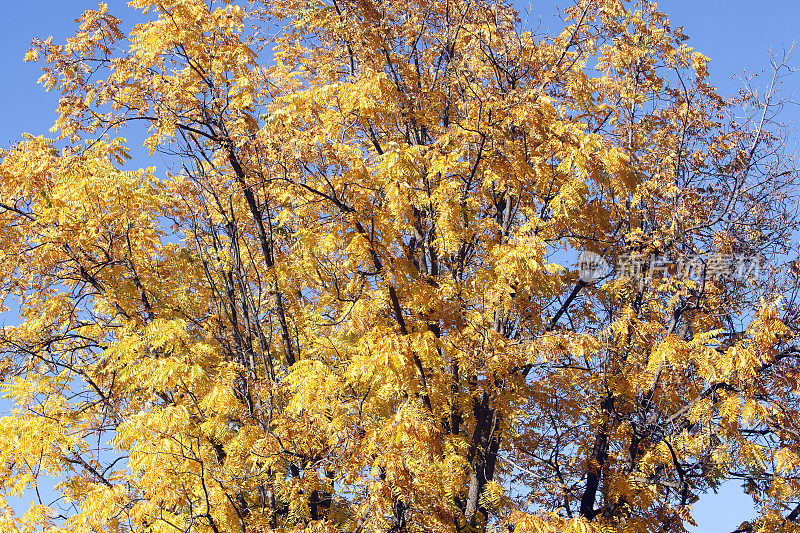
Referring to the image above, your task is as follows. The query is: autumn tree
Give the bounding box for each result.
[1,0,800,532]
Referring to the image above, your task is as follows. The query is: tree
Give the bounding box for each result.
[0,0,799,531]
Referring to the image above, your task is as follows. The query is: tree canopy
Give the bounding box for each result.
[1,0,799,532]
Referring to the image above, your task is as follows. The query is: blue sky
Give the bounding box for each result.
[0,0,798,531]
[2,0,798,157]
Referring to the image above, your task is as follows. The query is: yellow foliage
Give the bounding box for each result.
[0,1,798,532]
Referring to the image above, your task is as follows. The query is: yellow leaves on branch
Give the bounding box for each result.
[1,0,799,532]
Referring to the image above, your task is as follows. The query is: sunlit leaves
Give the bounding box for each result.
[1,0,799,532]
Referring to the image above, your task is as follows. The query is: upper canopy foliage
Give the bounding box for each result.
[1,0,799,532]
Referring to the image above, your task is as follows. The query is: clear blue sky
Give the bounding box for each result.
[0,1,797,531]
